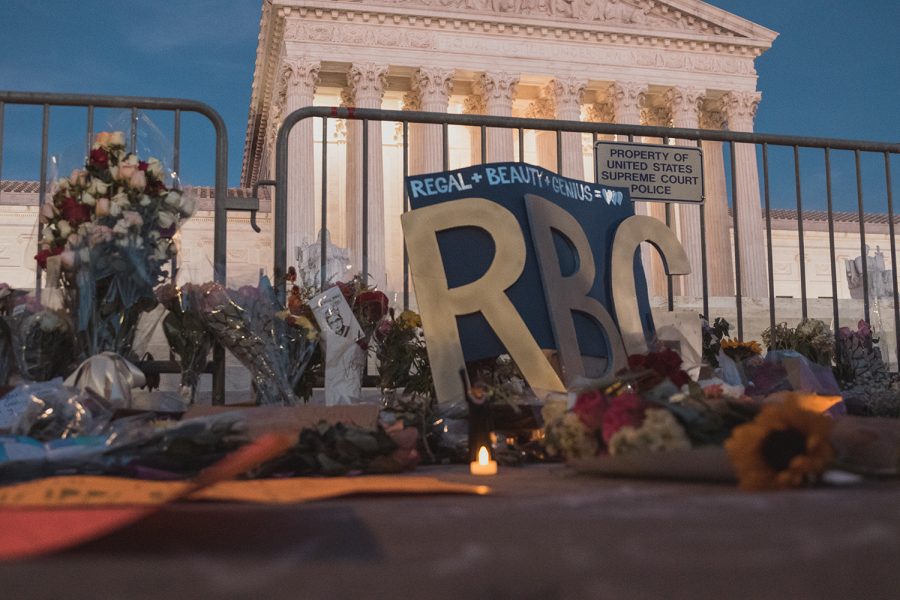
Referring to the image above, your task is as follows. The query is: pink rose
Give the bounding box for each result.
[601,393,647,444]
[122,211,143,228]
[60,250,77,269]
[129,170,147,190]
[572,389,608,431]
[95,197,110,217]
[40,201,57,223]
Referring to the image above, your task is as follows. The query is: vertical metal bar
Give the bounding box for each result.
[729,141,743,340]
[855,149,870,323]
[824,148,840,333]
[320,116,329,291]
[665,202,674,311]
[129,106,138,153]
[172,109,181,176]
[402,120,410,310]
[35,105,50,298]
[210,102,230,406]
[793,145,808,320]
[699,202,709,320]
[518,127,525,163]
[592,132,598,182]
[763,144,776,345]
[170,109,181,281]
[362,118,369,285]
[480,125,486,164]
[556,129,563,174]
[442,121,449,171]
[0,102,4,205]
[884,152,900,356]
[86,105,94,156]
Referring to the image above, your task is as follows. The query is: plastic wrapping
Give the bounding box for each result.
[64,352,147,410]
[8,305,76,382]
[156,283,212,404]
[196,275,318,406]
[0,379,113,441]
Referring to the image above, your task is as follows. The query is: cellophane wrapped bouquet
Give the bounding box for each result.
[36,131,195,360]
[195,275,318,405]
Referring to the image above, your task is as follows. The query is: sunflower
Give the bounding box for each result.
[720,338,763,361]
[725,396,835,490]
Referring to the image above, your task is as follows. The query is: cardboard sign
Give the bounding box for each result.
[595,141,704,204]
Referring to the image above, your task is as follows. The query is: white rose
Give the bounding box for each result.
[139,194,152,207]
[89,179,110,196]
[164,191,181,207]
[157,210,176,228]
[149,230,161,241]
[58,178,69,190]
[112,191,129,208]
[109,201,123,217]
[78,248,91,263]
[57,220,72,238]
[147,158,163,178]
[81,192,96,206]
[154,238,170,261]
[178,194,196,217]
[42,228,55,243]
[113,219,129,236]
[109,166,118,179]
[109,131,125,147]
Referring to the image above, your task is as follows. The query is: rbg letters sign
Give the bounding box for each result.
[402,162,690,405]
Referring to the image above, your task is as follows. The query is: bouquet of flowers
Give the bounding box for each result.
[36,131,194,360]
[156,283,213,404]
[195,276,318,405]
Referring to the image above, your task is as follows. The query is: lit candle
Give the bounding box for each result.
[469,445,498,476]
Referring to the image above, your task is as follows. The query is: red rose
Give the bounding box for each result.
[627,354,647,370]
[572,389,608,431]
[356,290,389,323]
[138,161,148,171]
[335,281,354,303]
[89,148,109,169]
[59,196,91,226]
[34,245,64,269]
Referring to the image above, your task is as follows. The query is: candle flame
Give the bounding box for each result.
[478,446,490,465]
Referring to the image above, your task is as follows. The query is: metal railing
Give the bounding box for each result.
[274,106,900,352]
[0,90,230,402]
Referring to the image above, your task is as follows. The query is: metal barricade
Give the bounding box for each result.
[0,90,230,402]
[274,107,900,353]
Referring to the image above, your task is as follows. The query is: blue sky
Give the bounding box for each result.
[0,0,897,211]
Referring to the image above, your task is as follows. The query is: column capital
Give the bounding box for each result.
[473,72,519,112]
[527,96,554,120]
[463,94,486,115]
[720,90,762,132]
[585,102,615,124]
[641,106,670,127]
[664,86,704,128]
[699,108,726,130]
[281,56,321,95]
[543,76,588,118]
[346,63,389,106]
[410,67,455,111]
[604,81,647,124]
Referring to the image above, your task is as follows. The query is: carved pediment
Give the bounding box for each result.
[361,0,775,40]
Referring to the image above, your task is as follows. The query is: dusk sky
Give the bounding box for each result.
[1,0,897,211]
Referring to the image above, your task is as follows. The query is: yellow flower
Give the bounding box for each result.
[397,310,422,329]
[720,338,763,355]
[725,396,835,490]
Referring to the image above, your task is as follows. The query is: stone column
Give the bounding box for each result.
[546,77,587,179]
[344,63,389,290]
[665,86,704,299]
[463,94,487,165]
[472,72,519,162]
[721,90,767,299]
[699,108,734,297]
[281,57,320,265]
[527,96,556,171]
[406,67,455,175]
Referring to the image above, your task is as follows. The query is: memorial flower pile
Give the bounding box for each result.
[36,131,195,359]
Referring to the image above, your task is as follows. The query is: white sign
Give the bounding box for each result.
[595,141,704,204]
